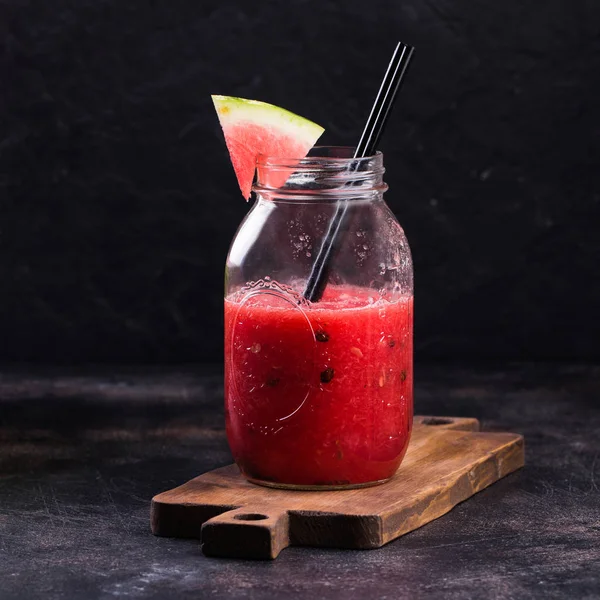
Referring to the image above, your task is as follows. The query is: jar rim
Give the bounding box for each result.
[254,146,386,200]
[256,146,383,169]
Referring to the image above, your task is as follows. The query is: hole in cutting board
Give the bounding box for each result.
[234,513,269,521]
[421,417,454,426]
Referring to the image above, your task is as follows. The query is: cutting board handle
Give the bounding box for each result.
[201,506,290,559]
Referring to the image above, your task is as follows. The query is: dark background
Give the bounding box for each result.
[1,0,599,364]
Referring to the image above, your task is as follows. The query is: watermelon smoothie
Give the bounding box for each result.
[213,96,414,488]
[225,284,413,488]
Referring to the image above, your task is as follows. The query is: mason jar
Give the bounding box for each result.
[224,146,413,490]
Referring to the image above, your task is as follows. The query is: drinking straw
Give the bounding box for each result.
[303,42,415,302]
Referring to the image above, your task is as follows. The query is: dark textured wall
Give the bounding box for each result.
[1,0,599,364]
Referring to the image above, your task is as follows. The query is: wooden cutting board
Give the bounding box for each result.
[151,416,524,559]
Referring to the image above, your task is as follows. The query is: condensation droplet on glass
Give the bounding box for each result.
[306,251,312,257]
[379,262,386,275]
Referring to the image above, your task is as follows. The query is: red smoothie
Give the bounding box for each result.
[224,284,413,488]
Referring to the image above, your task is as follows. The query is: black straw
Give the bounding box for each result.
[302,42,414,302]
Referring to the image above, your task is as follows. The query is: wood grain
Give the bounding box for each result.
[151,416,524,559]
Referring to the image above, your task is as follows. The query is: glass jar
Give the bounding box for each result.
[224,147,413,490]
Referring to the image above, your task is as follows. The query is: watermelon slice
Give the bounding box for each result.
[212,95,324,200]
